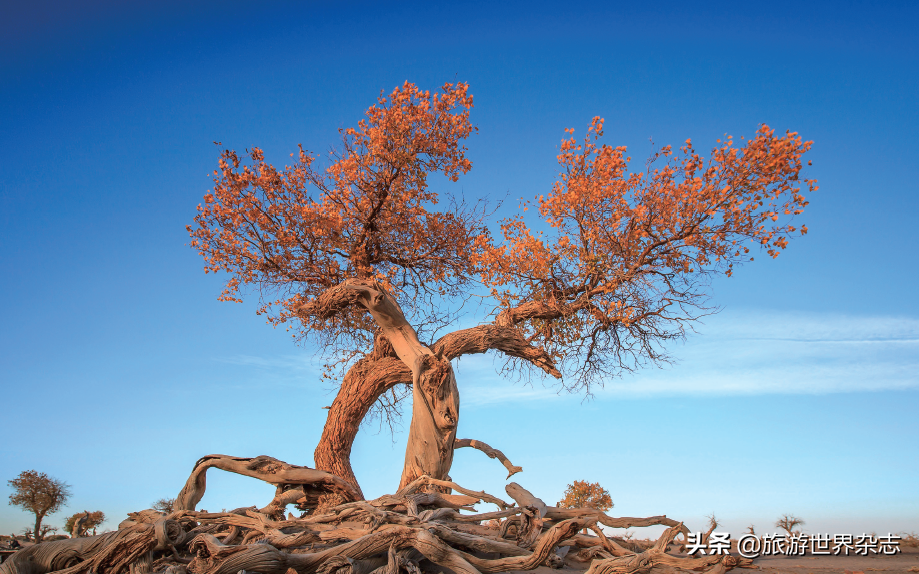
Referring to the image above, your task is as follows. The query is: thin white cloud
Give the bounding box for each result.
[456,310,919,405]
[216,353,321,372]
[210,310,919,403]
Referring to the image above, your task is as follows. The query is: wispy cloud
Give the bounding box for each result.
[457,310,919,405]
[216,353,322,372]
[209,310,919,403]
[211,353,327,390]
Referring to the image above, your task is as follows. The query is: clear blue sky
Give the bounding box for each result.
[2,0,917,539]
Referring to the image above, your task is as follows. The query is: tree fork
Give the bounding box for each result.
[305,280,460,491]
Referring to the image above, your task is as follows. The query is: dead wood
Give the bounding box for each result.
[543,508,685,533]
[453,517,592,573]
[397,475,509,509]
[431,324,561,378]
[441,508,521,523]
[174,455,361,512]
[504,483,547,547]
[0,520,185,574]
[305,279,460,491]
[71,513,91,539]
[582,525,755,574]
[188,526,480,574]
[453,440,522,479]
[423,524,529,557]
[17,457,751,574]
[504,483,547,518]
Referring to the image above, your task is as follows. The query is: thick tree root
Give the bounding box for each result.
[582,525,755,574]
[1,461,756,574]
[174,455,362,513]
[0,519,185,574]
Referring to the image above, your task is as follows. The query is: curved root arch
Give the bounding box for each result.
[174,455,362,516]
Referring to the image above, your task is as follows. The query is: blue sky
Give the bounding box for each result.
[1,0,917,539]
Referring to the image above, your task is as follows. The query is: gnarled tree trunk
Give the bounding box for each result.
[397,352,459,489]
[313,353,411,499]
[307,280,460,494]
[309,281,564,498]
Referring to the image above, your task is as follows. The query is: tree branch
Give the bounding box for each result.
[453,439,522,478]
[432,324,560,378]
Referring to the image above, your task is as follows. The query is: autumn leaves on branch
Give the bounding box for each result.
[188,80,815,392]
[187,80,815,497]
[0,80,817,574]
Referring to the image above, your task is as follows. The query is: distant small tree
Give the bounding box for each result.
[558,480,613,511]
[775,514,805,535]
[63,511,105,537]
[152,498,175,513]
[8,470,71,542]
[21,525,57,541]
[702,513,720,544]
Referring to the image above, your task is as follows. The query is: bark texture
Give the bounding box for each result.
[304,280,460,490]
[4,466,753,574]
[306,277,567,497]
[314,354,411,498]
[3,447,754,574]
[174,455,361,514]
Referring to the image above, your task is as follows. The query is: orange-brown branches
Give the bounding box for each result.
[476,118,816,392]
[189,83,817,492]
[190,84,816,398]
[188,81,485,353]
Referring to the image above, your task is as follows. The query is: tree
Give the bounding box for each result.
[20,525,57,541]
[2,79,810,574]
[557,480,613,512]
[151,497,175,513]
[7,470,71,542]
[775,514,805,535]
[188,80,816,502]
[63,511,105,538]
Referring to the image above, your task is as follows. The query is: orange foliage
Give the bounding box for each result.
[558,480,613,511]
[189,82,816,388]
[189,82,485,349]
[476,118,816,390]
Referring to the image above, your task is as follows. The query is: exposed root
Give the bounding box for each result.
[3,459,753,574]
[174,455,361,512]
[583,525,756,574]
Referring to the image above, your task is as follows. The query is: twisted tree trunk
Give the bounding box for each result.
[306,280,459,492]
[397,352,459,489]
[313,354,411,498]
[308,280,565,497]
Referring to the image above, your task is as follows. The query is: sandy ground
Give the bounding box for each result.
[511,545,919,574]
[749,546,919,574]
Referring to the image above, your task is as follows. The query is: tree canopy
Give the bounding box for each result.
[190,81,814,384]
[7,470,71,542]
[151,498,175,514]
[558,480,613,512]
[63,511,105,538]
[188,80,815,495]
[558,480,613,535]
[189,82,482,359]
